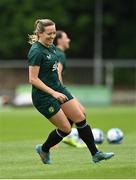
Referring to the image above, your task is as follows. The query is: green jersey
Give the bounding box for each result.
[56,47,66,74]
[28,42,61,95]
[27,42,73,119]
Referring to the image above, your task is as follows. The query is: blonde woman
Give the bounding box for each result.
[28,18,114,164]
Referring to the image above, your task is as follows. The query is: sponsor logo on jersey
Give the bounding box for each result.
[52,61,58,71]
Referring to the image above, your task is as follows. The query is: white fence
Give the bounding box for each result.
[0,59,136,104]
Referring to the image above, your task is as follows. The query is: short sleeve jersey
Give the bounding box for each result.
[28,42,61,95]
[56,47,66,74]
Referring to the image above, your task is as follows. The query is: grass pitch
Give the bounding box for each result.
[0,106,136,179]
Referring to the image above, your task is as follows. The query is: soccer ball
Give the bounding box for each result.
[92,128,104,144]
[107,128,124,144]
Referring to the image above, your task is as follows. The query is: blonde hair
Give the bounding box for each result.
[28,19,55,44]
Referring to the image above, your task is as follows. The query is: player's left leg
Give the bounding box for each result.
[61,97,87,148]
[75,98,86,115]
[61,98,114,162]
[61,98,98,155]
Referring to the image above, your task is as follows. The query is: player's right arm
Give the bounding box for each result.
[29,65,67,103]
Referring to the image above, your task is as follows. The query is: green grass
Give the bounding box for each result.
[0,106,136,179]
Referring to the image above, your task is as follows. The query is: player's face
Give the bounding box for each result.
[60,32,70,50]
[39,25,56,46]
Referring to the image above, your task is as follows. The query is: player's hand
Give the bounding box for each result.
[51,91,68,103]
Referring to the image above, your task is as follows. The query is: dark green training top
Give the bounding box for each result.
[55,47,66,74]
[28,42,61,96]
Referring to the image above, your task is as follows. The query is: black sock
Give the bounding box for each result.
[68,113,86,127]
[42,129,70,153]
[76,120,98,156]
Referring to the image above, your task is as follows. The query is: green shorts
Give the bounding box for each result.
[32,86,73,119]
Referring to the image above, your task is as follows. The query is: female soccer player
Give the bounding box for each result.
[28,18,114,164]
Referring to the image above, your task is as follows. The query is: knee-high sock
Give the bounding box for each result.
[67,112,86,127]
[42,129,70,153]
[76,120,98,156]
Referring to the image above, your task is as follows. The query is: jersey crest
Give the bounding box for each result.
[47,54,51,59]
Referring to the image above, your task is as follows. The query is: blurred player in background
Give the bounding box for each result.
[54,30,87,148]
[54,30,69,84]
[28,18,114,164]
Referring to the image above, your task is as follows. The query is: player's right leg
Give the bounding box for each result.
[35,109,71,164]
